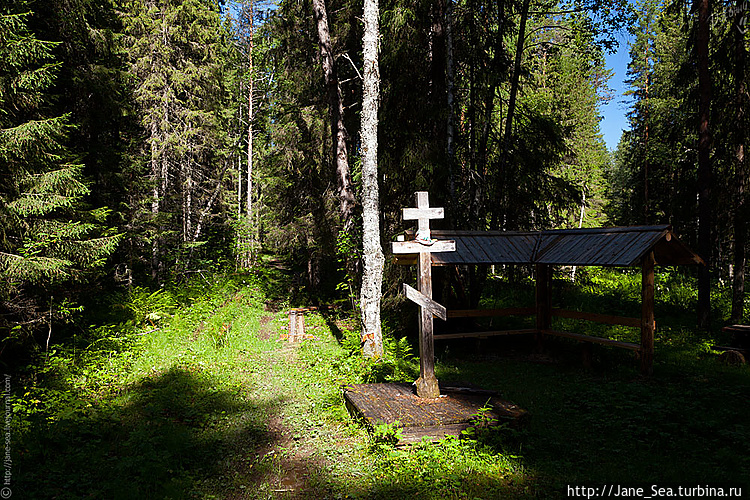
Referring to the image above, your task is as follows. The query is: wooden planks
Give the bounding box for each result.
[434,329,536,340]
[343,383,528,445]
[288,309,305,342]
[434,325,641,351]
[443,307,648,333]
[446,307,535,318]
[392,240,456,254]
[551,308,648,329]
[395,226,703,268]
[404,283,447,321]
[540,329,640,351]
[722,324,750,349]
[403,207,444,220]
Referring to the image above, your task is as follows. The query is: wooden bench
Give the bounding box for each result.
[715,325,750,361]
[721,324,750,349]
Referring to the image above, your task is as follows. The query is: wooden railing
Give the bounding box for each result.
[435,307,648,353]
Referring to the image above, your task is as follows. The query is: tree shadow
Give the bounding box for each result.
[16,365,283,499]
[436,355,750,492]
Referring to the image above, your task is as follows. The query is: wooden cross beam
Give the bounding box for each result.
[403,284,447,321]
[392,191,455,398]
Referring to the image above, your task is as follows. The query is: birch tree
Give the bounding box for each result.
[360,0,384,358]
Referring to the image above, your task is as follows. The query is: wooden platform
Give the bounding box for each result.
[343,383,528,444]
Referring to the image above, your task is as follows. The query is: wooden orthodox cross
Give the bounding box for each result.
[392,192,455,398]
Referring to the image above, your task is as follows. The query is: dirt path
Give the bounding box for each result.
[240,315,353,499]
[261,344,320,498]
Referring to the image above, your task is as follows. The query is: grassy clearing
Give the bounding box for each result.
[9,268,750,498]
[11,275,529,499]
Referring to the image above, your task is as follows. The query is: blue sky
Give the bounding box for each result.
[599,31,635,151]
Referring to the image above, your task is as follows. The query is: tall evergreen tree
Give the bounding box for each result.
[0,3,120,343]
[123,0,234,280]
[730,0,748,322]
[696,0,713,328]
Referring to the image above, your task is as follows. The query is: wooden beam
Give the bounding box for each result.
[641,251,655,375]
[392,240,456,254]
[434,329,536,340]
[540,329,640,351]
[403,283,447,321]
[551,309,651,329]
[416,250,440,398]
[296,310,304,340]
[446,307,535,318]
[403,207,444,220]
[288,309,297,342]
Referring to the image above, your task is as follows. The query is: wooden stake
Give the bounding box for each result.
[296,310,305,340]
[289,309,297,342]
[641,251,655,375]
[416,250,440,398]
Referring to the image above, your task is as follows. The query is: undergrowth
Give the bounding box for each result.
[8,266,750,498]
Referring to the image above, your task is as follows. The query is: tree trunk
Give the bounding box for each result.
[246,1,255,267]
[731,2,747,323]
[696,0,712,329]
[246,4,253,222]
[194,160,232,243]
[151,120,160,281]
[445,0,456,209]
[360,0,384,359]
[312,0,356,231]
[644,48,650,224]
[499,0,530,230]
[479,3,505,228]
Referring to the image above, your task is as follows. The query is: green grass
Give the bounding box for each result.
[9,268,750,499]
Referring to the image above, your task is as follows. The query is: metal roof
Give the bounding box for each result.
[394,225,704,267]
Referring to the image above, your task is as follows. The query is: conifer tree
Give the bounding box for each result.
[123,0,233,279]
[0,4,120,338]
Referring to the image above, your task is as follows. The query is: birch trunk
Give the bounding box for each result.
[360,0,384,358]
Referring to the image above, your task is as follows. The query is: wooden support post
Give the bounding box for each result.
[288,309,304,343]
[288,309,297,342]
[296,310,305,340]
[416,249,440,398]
[641,251,655,375]
[535,264,551,351]
[415,192,438,397]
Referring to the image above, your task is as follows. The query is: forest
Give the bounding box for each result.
[1,0,749,497]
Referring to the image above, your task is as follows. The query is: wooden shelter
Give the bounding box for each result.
[394,220,705,377]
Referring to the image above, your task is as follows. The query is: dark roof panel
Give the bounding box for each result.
[396,226,703,267]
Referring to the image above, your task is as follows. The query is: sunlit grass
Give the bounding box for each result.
[10,267,750,499]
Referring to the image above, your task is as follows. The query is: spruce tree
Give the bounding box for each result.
[0,3,120,339]
[123,0,234,279]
